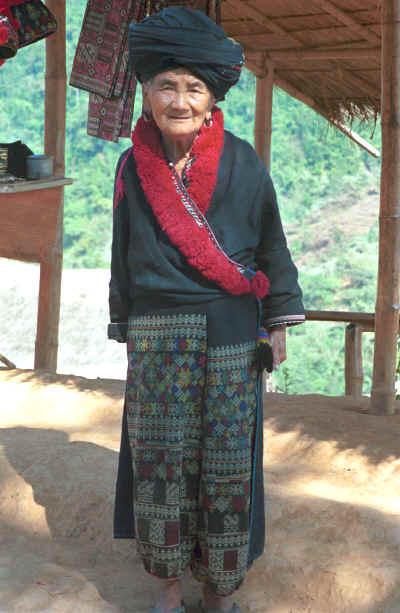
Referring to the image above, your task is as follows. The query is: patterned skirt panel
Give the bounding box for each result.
[126,313,257,596]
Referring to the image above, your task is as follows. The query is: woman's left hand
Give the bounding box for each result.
[269,325,287,370]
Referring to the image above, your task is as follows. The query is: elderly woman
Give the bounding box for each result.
[109,7,304,613]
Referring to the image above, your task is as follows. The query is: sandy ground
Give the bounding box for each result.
[1,368,400,613]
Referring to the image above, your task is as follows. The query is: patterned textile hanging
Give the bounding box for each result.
[70,0,145,143]
[69,0,218,142]
[0,0,57,68]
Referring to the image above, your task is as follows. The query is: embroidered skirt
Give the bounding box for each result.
[114,297,265,596]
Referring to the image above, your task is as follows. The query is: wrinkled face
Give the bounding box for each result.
[142,67,214,141]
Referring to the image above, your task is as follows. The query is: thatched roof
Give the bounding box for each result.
[219,0,381,124]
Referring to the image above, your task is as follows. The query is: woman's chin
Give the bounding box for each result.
[160,122,202,141]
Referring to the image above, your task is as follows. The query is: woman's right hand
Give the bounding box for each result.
[268,325,287,371]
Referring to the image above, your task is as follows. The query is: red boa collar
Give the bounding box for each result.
[118,108,269,299]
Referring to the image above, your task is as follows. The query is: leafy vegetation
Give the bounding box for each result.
[0,0,382,395]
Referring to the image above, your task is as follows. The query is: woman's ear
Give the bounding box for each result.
[208,93,216,113]
[141,85,152,117]
[141,86,153,121]
[142,85,150,108]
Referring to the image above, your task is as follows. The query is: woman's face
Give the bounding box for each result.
[142,67,214,141]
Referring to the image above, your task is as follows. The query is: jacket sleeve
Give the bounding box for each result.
[255,174,305,329]
[108,154,131,342]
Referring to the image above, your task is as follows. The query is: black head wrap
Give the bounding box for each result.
[128,6,244,100]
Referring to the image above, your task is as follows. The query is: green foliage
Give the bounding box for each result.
[0,2,383,395]
[274,322,346,396]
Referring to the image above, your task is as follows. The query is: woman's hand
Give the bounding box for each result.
[269,325,287,371]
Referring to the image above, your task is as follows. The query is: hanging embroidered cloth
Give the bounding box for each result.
[69,0,213,142]
[87,44,138,142]
[70,0,145,143]
[0,0,57,67]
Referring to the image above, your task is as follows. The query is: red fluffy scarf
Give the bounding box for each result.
[115,107,270,299]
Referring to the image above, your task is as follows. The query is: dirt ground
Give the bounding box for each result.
[0,368,399,613]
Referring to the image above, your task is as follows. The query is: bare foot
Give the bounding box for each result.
[153,577,182,613]
[202,584,234,612]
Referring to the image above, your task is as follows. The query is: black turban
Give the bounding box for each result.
[128,6,244,100]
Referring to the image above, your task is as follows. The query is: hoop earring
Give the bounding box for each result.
[204,117,213,128]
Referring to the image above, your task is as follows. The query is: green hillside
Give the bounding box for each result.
[0,0,382,395]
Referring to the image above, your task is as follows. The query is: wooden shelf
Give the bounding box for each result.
[0,176,73,194]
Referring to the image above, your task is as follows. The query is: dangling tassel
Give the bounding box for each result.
[255,327,273,373]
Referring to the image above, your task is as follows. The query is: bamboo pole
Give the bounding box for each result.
[345,324,363,398]
[254,62,274,172]
[35,0,66,371]
[370,0,400,415]
[305,310,375,324]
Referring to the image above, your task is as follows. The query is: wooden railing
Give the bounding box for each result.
[305,310,375,398]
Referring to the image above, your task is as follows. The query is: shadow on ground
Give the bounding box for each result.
[0,370,399,612]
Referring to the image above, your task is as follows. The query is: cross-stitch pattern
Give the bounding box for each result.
[126,313,257,595]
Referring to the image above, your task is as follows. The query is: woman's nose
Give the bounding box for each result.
[172,92,189,110]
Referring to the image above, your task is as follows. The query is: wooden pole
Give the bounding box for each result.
[44,0,66,176]
[370,0,400,415]
[345,324,363,399]
[35,0,66,371]
[34,191,64,370]
[254,62,274,172]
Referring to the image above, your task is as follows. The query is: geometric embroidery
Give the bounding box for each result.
[126,312,258,596]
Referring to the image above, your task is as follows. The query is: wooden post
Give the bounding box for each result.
[35,0,66,371]
[370,0,400,414]
[254,62,274,172]
[34,192,64,370]
[44,0,66,176]
[345,324,363,399]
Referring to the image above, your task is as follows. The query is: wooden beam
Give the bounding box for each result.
[231,3,379,101]
[273,60,379,100]
[0,354,16,369]
[346,70,380,100]
[232,1,380,146]
[254,62,274,171]
[305,310,375,324]
[269,47,380,61]
[330,125,379,158]
[311,0,381,46]
[225,0,298,45]
[370,0,400,415]
[245,57,267,78]
[274,74,380,157]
